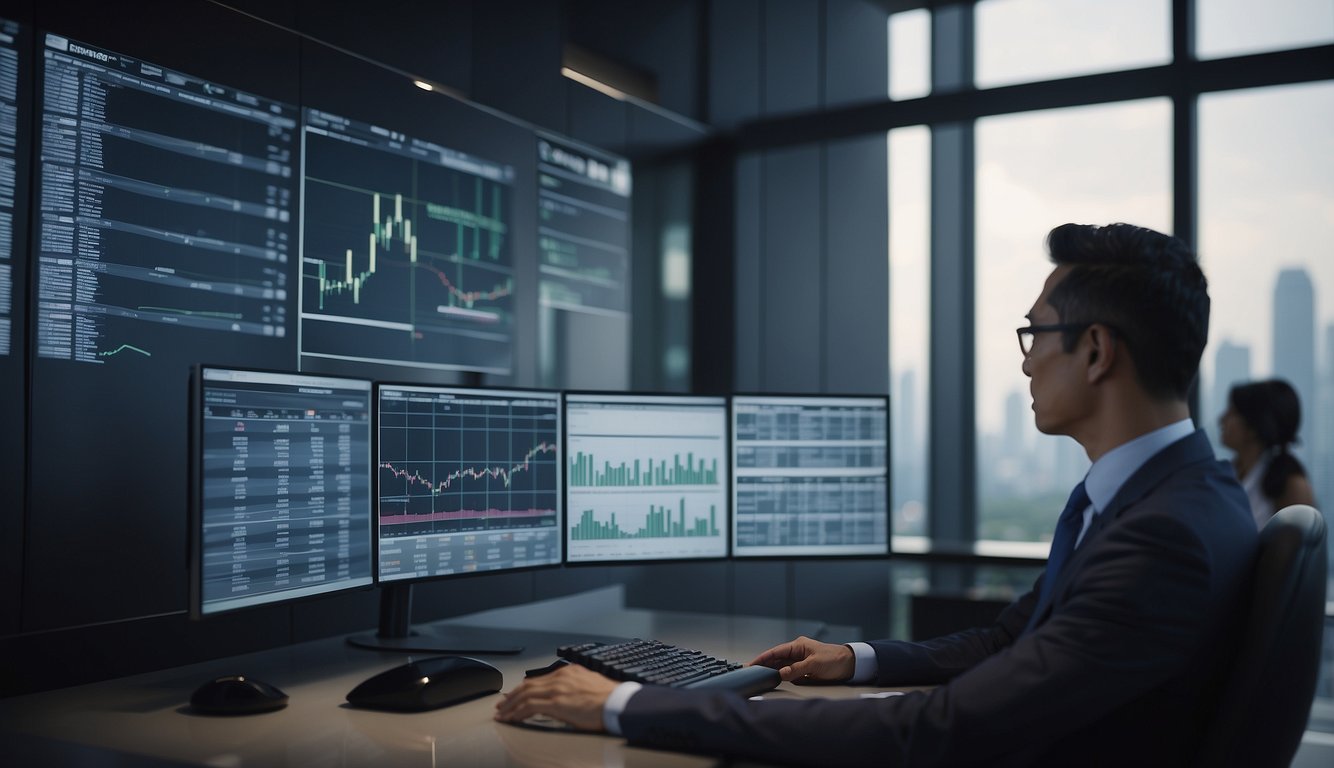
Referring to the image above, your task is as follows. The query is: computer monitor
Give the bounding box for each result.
[731,395,889,558]
[190,367,374,618]
[299,107,517,376]
[348,384,563,653]
[565,393,729,563]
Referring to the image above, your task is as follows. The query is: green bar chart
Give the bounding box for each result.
[570,500,719,541]
[568,451,719,488]
[565,395,729,562]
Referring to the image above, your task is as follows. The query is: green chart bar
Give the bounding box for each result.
[570,501,720,541]
[568,451,719,487]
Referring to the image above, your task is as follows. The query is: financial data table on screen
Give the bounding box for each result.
[376,386,562,579]
[36,34,296,363]
[536,135,630,315]
[565,394,728,562]
[0,18,21,357]
[197,369,373,615]
[732,396,888,557]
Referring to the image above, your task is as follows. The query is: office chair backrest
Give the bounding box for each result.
[1198,504,1327,768]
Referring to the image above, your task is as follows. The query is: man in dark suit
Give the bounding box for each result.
[496,223,1258,766]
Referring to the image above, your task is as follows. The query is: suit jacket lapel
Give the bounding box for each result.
[1028,429,1215,628]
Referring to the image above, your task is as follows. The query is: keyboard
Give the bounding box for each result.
[557,639,781,697]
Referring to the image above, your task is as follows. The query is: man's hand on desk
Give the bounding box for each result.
[494,663,617,732]
[750,635,855,684]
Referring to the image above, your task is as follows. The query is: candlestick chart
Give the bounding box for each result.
[300,113,515,374]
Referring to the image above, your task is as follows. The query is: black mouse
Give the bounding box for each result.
[190,674,288,715]
[346,655,502,712]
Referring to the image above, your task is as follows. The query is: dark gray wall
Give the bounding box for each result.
[1,0,898,694]
[701,0,895,641]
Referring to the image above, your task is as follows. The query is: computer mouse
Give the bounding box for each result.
[346,655,502,712]
[190,674,288,715]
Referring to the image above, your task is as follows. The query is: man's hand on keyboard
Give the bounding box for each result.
[750,636,854,684]
[495,663,617,732]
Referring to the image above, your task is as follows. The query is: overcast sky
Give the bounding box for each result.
[887,0,1334,433]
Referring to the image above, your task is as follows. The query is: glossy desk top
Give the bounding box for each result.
[0,588,891,767]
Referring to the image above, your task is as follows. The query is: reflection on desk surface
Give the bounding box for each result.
[0,592,865,767]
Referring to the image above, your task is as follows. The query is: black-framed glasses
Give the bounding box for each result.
[1016,323,1093,356]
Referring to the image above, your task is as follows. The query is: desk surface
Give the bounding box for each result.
[0,589,894,767]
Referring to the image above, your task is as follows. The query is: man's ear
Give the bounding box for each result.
[1085,325,1117,383]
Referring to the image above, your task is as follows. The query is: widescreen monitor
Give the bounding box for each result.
[731,395,889,557]
[375,384,563,579]
[191,367,374,618]
[565,393,729,563]
[348,384,562,654]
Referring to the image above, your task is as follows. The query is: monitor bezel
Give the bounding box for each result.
[729,392,892,561]
[189,364,377,620]
[562,389,733,567]
[371,381,565,586]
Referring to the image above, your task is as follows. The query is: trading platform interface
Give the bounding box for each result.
[0,18,21,357]
[196,368,373,616]
[377,386,562,579]
[565,394,728,563]
[536,135,631,315]
[732,396,888,557]
[300,109,515,374]
[36,34,296,363]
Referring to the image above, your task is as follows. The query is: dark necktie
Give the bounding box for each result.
[1036,481,1090,608]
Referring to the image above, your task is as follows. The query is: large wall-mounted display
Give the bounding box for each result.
[300,111,516,375]
[11,3,632,634]
[35,34,296,362]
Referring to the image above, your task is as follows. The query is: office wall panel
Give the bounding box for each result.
[707,0,762,127]
[25,0,302,630]
[566,82,630,156]
[626,562,730,615]
[730,560,789,620]
[470,0,565,129]
[0,6,31,637]
[761,146,822,391]
[565,0,702,121]
[824,1,889,108]
[824,136,889,393]
[296,0,472,96]
[792,560,891,641]
[734,154,763,392]
[763,0,821,116]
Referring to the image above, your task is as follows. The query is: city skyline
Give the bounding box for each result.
[894,265,1332,541]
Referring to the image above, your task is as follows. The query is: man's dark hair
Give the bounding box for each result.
[1045,222,1208,400]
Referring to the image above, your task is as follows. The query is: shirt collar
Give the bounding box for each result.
[1083,419,1195,515]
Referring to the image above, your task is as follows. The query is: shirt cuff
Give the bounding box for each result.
[602,681,643,735]
[846,642,878,684]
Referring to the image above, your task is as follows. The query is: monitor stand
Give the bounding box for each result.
[346,583,524,654]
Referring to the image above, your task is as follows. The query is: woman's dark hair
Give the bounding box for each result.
[1229,379,1308,500]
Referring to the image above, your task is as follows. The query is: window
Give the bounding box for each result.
[974,99,1171,542]
[1196,0,1334,59]
[890,126,931,538]
[975,0,1170,89]
[889,9,931,101]
[1198,81,1334,518]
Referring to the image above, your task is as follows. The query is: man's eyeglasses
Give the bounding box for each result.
[1016,323,1093,356]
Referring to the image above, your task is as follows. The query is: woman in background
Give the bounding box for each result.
[1218,379,1317,527]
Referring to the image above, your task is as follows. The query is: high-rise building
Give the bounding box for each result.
[1272,268,1316,465]
[1208,339,1252,456]
[1315,324,1334,514]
